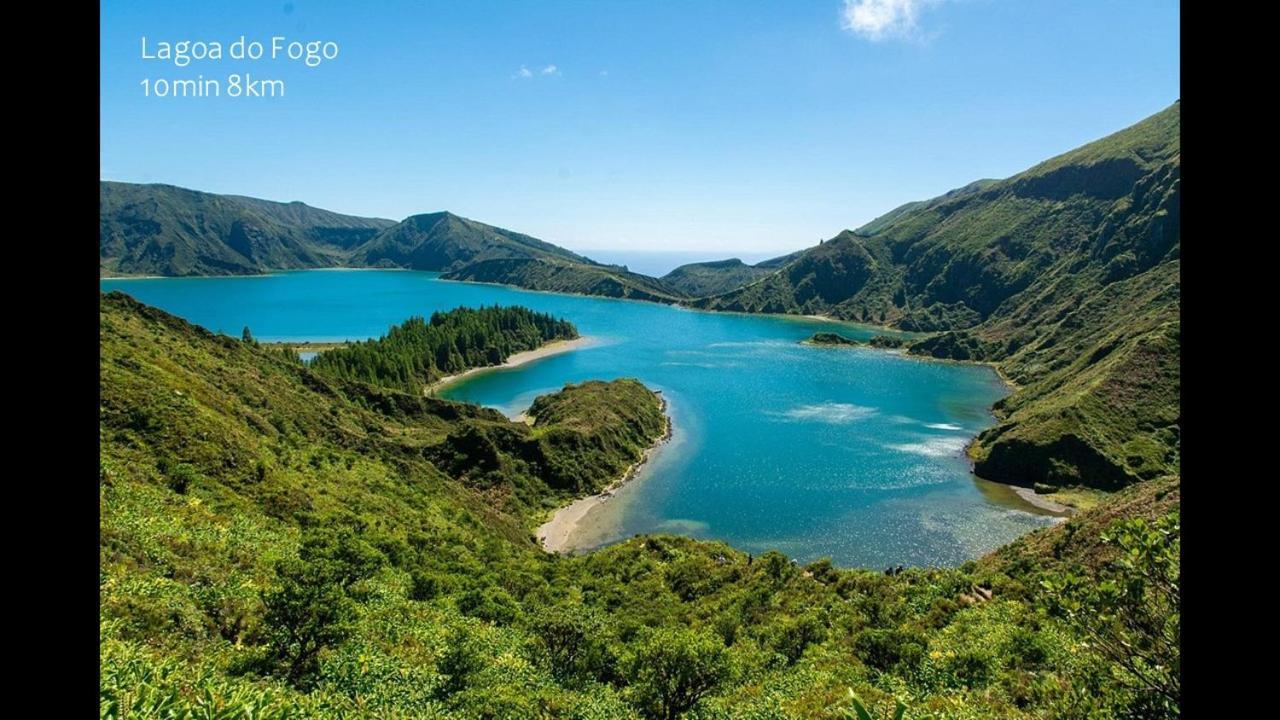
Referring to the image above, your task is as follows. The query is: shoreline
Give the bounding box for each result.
[263,340,353,353]
[536,394,673,554]
[110,268,1063,517]
[105,267,914,344]
[1011,486,1073,515]
[426,336,594,394]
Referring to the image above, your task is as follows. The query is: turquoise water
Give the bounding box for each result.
[101,270,1058,567]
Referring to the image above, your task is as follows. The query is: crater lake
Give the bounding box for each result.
[101,269,1059,567]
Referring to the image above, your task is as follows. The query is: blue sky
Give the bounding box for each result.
[101,1,1179,256]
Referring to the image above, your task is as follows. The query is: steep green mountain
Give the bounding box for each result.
[351,212,594,271]
[100,182,394,276]
[308,307,578,393]
[695,102,1181,491]
[442,257,688,303]
[99,181,772,303]
[100,183,600,279]
[660,258,774,298]
[100,292,1178,719]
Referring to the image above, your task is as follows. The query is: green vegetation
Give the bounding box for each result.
[100,292,1180,719]
[351,211,594,271]
[526,380,669,494]
[100,181,394,277]
[696,102,1181,491]
[100,186,595,279]
[1033,486,1111,512]
[442,257,688,303]
[808,331,861,346]
[1041,513,1179,715]
[661,259,773,298]
[101,103,1182,499]
[425,377,666,500]
[308,306,577,393]
[805,332,906,349]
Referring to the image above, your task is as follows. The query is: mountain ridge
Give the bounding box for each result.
[100,181,396,277]
[695,102,1181,490]
[660,258,775,298]
[351,211,596,272]
[100,102,1180,493]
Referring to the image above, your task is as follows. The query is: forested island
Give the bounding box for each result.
[306,306,578,393]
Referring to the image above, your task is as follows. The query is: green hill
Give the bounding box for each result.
[660,258,774,298]
[442,257,688,303]
[100,292,1179,718]
[351,211,595,271]
[695,102,1181,491]
[99,182,810,305]
[100,182,395,276]
[100,183,599,279]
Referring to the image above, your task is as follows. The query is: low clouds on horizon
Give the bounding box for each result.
[841,0,947,42]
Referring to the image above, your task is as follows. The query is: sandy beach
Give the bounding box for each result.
[426,336,594,394]
[536,395,672,553]
[1012,486,1073,515]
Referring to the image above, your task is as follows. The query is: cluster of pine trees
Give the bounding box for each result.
[309,305,577,392]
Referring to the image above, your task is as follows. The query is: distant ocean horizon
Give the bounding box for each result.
[574,249,802,278]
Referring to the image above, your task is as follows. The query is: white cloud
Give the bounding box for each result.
[513,64,560,80]
[840,0,944,41]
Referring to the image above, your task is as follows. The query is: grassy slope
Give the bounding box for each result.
[442,257,688,303]
[101,291,660,527]
[101,292,1178,719]
[351,212,595,271]
[100,184,599,279]
[660,259,774,298]
[99,183,831,307]
[980,474,1180,577]
[100,182,394,276]
[695,103,1181,491]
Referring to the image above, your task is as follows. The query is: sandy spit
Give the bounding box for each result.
[425,336,593,394]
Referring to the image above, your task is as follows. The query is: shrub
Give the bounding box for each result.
[456,586,520,625]
[165,463,198,494]
[530,602,612,685]
[1041,511,1180,715]
[260,528,385,688]
[624,627,731,720]
[853,628,926,673]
